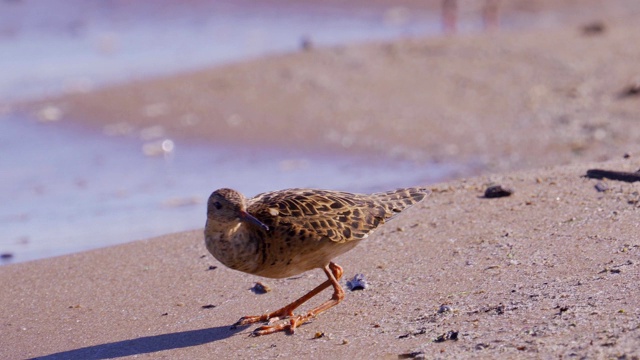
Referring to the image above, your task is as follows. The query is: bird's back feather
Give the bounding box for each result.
[247,187,429,244]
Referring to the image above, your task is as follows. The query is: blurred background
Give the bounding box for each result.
[1,0,636,264]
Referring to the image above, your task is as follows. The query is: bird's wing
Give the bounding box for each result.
[247,188,427,244]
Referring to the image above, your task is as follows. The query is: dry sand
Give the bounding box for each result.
[4,1,640,359]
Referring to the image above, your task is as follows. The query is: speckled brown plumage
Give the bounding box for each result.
[204,187,428,336]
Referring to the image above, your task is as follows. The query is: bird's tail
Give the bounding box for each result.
[370,187,429,219]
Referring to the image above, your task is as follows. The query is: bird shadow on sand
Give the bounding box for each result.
[32,325,244,360]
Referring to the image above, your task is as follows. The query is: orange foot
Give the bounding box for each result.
[233,309,293,328]
[251,313,314,336]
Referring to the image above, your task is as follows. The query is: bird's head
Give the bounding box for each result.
[206,188,269,231]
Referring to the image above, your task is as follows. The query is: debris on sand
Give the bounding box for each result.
[585,169,640,183]
[581,22,606,35]
[346,273,368,291]
[483,185,513,198]
[434,330,459,343]
[251,282,272,294]
[618,80,640,99]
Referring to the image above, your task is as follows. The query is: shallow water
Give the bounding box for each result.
[0,0,442,102]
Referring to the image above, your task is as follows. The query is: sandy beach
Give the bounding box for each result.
[3,160,639,359]
[3,1,640,358]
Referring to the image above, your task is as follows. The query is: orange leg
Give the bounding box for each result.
[234,262,344,336]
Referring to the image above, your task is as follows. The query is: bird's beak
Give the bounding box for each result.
[240,211,269,231]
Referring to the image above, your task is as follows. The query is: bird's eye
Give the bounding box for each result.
[214,201,222,210]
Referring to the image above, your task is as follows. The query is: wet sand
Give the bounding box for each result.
[4,1,640,358]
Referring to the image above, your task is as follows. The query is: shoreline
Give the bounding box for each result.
[22,16,640,173]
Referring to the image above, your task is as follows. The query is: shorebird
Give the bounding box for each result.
[205,187,428,336]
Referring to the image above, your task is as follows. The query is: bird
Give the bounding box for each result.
[204,187,429,336]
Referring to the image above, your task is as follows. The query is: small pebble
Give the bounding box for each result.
[594,182,608,192]
[484,185,513,198]
[581,21,606,35]
[619,80,640,98]
[434,330,459,343]
[252,282,271,294]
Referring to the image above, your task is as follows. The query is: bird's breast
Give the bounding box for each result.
[205,221,264,275]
